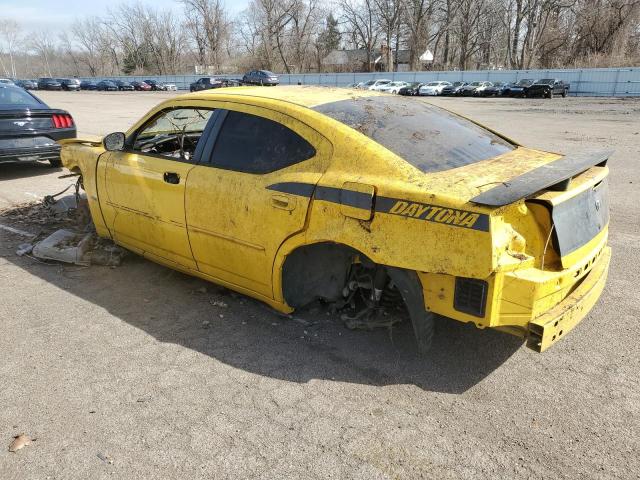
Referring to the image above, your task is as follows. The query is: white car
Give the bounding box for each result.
[164,83,178,91]
[357,80,375,89]
[368,79,393,91]
[418,81,452,96]
[377,81,409,94]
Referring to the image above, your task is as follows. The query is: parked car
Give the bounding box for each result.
[503,79,535,97]
[80,80,98,91]
[418,81,452,96]
[378,81,409,94]
[368,79,393,91]
[60,86,611,355]
[0,83,76,167]
[356,80,376,89]
[440,82,468,96]
[131,81,152,91]
[458,81,492,96]
[526,79,569,98]
[38,78,62,90]
[190,77,225,92]
[15,79,38,90]
[58,78,81,91]
[165,83,178,91]
[397,82,423,96]
[482,81,510,97]
[113,80,135,91]
[96,80,119,91]
[242,70,279,86]
[0,78,15,85]
[144,79,167,91]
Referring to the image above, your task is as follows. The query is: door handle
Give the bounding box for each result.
[163,172,180,184]
[271,194,295,211]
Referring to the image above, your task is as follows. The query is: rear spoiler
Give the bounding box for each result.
[471,150,613,207]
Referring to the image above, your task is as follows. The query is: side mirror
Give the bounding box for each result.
[103,132,126,151]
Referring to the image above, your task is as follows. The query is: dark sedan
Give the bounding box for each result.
[526,79,569,98]
[96,80,118,91]
[131,81,151,91]
[15,80,38,90]
[242,70,279,86]
[440,81,468,96]
[37,78,62,91]
[80,80,98,90]
[189,77,225,92]
[144,79,166,91]
[0,84,76,167]
[397,82,423,96]
[503,79,535,97]
[114,80,135,91]
[482,81,510,96]
[58,78,81,91]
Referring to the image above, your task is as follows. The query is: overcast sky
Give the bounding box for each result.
[1,0,250,33]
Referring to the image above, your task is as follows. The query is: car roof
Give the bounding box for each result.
[186,85,384,108]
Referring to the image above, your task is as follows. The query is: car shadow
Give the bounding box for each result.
[0,161,61,180]
[2,229,522,394]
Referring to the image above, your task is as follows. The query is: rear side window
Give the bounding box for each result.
[210,111,316,174]
[313,96,514,173]
[0,87,41,107]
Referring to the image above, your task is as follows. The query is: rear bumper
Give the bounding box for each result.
[0,145,61,163]
[527,246,610,352]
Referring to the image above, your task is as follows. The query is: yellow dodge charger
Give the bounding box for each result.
[60,86,611,353]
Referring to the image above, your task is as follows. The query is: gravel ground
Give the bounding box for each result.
[0,91,638,479]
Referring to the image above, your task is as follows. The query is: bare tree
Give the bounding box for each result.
[0,19,21,77]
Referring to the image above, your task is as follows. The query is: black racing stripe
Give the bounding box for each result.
[315,186,372,210]
[266,182,315,197]
[376,196,490,231]
[267,182,489,232]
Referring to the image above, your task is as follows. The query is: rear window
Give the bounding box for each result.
[313,96,514,173]
[0,86,41,107]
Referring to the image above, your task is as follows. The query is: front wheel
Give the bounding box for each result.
[562,90,567,98]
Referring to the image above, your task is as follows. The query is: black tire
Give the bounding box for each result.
[562,90,567,98]
[549,90,554,99]
[386,267,435,355]
[49,158,62,168]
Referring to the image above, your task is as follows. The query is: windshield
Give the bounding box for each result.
[470,82,481,86]
[313,96,514,173]
[0,86,41,107]
[426,82,439,86]
[536,79,554,85]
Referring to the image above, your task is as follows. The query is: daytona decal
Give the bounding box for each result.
[267,182,490,232]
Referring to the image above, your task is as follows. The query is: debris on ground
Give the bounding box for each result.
[8,434,35,453]
[2,186,127,267]
[210,299,228,308]
[96,452,114,464]
[15,243,33,256]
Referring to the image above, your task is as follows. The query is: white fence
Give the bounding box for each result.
[81,67,640,97]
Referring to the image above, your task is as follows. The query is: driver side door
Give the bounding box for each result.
[102,107,215,270]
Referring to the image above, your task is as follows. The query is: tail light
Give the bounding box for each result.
[51,113,74,129]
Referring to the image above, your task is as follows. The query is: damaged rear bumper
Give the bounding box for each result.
[527,246,611,352]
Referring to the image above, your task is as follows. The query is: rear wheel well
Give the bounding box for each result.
[281,243,435,354]
[281,242,357,309]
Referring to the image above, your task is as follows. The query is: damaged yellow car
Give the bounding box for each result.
[60,86,611,353]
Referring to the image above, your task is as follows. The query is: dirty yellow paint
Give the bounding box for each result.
[60,86,611,352]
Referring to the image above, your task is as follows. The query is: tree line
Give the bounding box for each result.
[0,0,638,78]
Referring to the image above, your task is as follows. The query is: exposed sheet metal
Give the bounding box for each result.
[471,150,612,206]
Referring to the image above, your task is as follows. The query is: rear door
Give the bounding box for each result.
[185,104,332,297]
[102,106,216,269]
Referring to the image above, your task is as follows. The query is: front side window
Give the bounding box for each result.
[132,108,214,161]
[209,111,316,174]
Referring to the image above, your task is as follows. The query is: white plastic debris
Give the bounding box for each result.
[31,229,93,265]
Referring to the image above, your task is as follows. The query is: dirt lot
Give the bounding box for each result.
[1,90,638,479]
